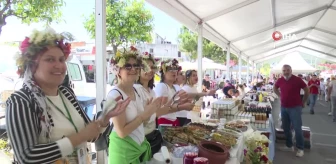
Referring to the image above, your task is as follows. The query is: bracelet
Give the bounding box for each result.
[176,104,180,111]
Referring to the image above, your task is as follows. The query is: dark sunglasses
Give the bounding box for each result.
[122,63,141,70]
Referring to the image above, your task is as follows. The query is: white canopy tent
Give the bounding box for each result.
[271,51,317,73]
[180,57,226,70]
[145,0,336,86]
[94,0,336,163]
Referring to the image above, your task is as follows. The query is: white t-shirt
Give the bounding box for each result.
[43,93,86,145]
[320,81,325,91]
[329,81,336,97]
[107,87,145,145]
[154,83,177,120]
[133,84,156,135]
[181,85,198,118]
[300,79,308,95]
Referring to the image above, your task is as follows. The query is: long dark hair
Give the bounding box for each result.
[138,58,155,89]
[160,69,165,83]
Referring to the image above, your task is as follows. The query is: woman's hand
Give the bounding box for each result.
[207,89,216,96]
[176,91,190,104]
[101,96,131,126]
[78,121,102,141]
[179,102,195,111]
[142,97,165,119]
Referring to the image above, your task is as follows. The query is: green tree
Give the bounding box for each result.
[259,63,271,77]
[0,0,64,36]
[61,31,76,42]
[84,0,154,54]
[178,26,242,65]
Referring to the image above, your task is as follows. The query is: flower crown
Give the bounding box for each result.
[160,58,182,73]
[110,46,140,67]
[15,28,71,76]
[140,52,160,72]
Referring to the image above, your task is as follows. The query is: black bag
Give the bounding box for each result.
[145,129,163,156]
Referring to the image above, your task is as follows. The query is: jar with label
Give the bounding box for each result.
[193,157,209,164]
[183,152,198,164]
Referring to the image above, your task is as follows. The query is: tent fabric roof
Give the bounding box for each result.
[146,0,336,64]
[271,51,317,73]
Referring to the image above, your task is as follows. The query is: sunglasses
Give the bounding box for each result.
[122,63,141,70]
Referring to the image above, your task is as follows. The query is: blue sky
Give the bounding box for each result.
[0,0,181,43]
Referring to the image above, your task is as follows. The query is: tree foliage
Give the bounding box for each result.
[0,0,64,36]
[259,63,271,77]
[83,0,154,54]
[178,26,244,65]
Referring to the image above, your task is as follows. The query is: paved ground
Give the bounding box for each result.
[272,99,336,164]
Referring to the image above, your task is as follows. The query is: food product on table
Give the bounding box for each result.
[173,146,199,158]
[188,122,217,131]
[211,133,237,148]
[183,152,198,164]
[225,120,248,132]
[163,124,213,146]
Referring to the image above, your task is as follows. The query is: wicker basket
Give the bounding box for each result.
[0,90,15,108]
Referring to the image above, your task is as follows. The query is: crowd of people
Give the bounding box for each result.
[5,29,219,164]
[5,28,335,163]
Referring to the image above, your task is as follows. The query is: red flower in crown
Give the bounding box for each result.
[20,37,30,53]
[59,40,71,59]
[130,46,137,51]
[144,52,149,55]
[154,58,160,62]
[260,155,268,163]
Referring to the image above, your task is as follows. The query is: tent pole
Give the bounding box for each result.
[95,0,107,163]
[197,21,203,92]
[226,44,231,81]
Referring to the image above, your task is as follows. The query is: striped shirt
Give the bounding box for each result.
[6,84,106,164]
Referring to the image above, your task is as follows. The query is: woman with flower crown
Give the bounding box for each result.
[134,52,189,155]
[5,28,129,164]
[153,59,195,126]
[107,47,167,163]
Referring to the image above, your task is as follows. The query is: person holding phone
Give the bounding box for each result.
[308,74,320,114]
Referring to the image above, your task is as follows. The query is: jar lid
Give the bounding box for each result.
[193,157,209,162]
[184,152,198,157]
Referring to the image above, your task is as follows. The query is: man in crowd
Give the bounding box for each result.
[223,80,234,98]
[308,74,320,114]
[202,74,211,92]
[327,77,336,122]
[273,64,309,157]
[298,74,308,101]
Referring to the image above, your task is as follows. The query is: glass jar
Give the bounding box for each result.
[183,152,198,164]
[193,157,209,164]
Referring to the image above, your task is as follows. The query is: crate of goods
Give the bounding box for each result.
[213,100,236,110]
[252,120,269,129]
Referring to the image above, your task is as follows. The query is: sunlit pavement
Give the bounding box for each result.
[272,99,336,164]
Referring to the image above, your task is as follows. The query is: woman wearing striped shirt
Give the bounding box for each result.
[6,28,129,164]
